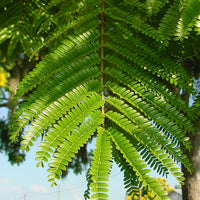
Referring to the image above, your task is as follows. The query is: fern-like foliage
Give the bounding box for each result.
[3,0,199,199]
[90,127,112,199]
[176,0,200,39]
[112,143,140,196]
[0,0,50,56]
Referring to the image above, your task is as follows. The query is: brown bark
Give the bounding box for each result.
[169,82,200,200]
[139,188,142,200]
[7,60,30,116]
[182,122,200,200]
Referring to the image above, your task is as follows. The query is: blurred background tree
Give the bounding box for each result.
[126,178,173,200]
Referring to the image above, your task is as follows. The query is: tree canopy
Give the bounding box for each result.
[0,0,200,199]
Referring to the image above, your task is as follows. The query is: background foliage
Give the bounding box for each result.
[126,177,173,200]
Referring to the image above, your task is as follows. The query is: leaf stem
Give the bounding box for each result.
[101,0,105,120]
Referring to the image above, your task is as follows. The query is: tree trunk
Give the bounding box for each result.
[182,122,200,200]
[7,60,30,116]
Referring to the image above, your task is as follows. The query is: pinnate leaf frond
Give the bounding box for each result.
[7,0,197,199]
[47,110,104,186]
[90,127,112,200]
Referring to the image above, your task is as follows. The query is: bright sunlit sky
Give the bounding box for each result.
[0,106,179,200]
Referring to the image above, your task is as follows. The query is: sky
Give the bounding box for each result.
[0,140,126,200]
[0,107,180,200]
[0,140,180,200]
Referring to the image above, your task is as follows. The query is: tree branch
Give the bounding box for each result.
[0,102,10,108]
